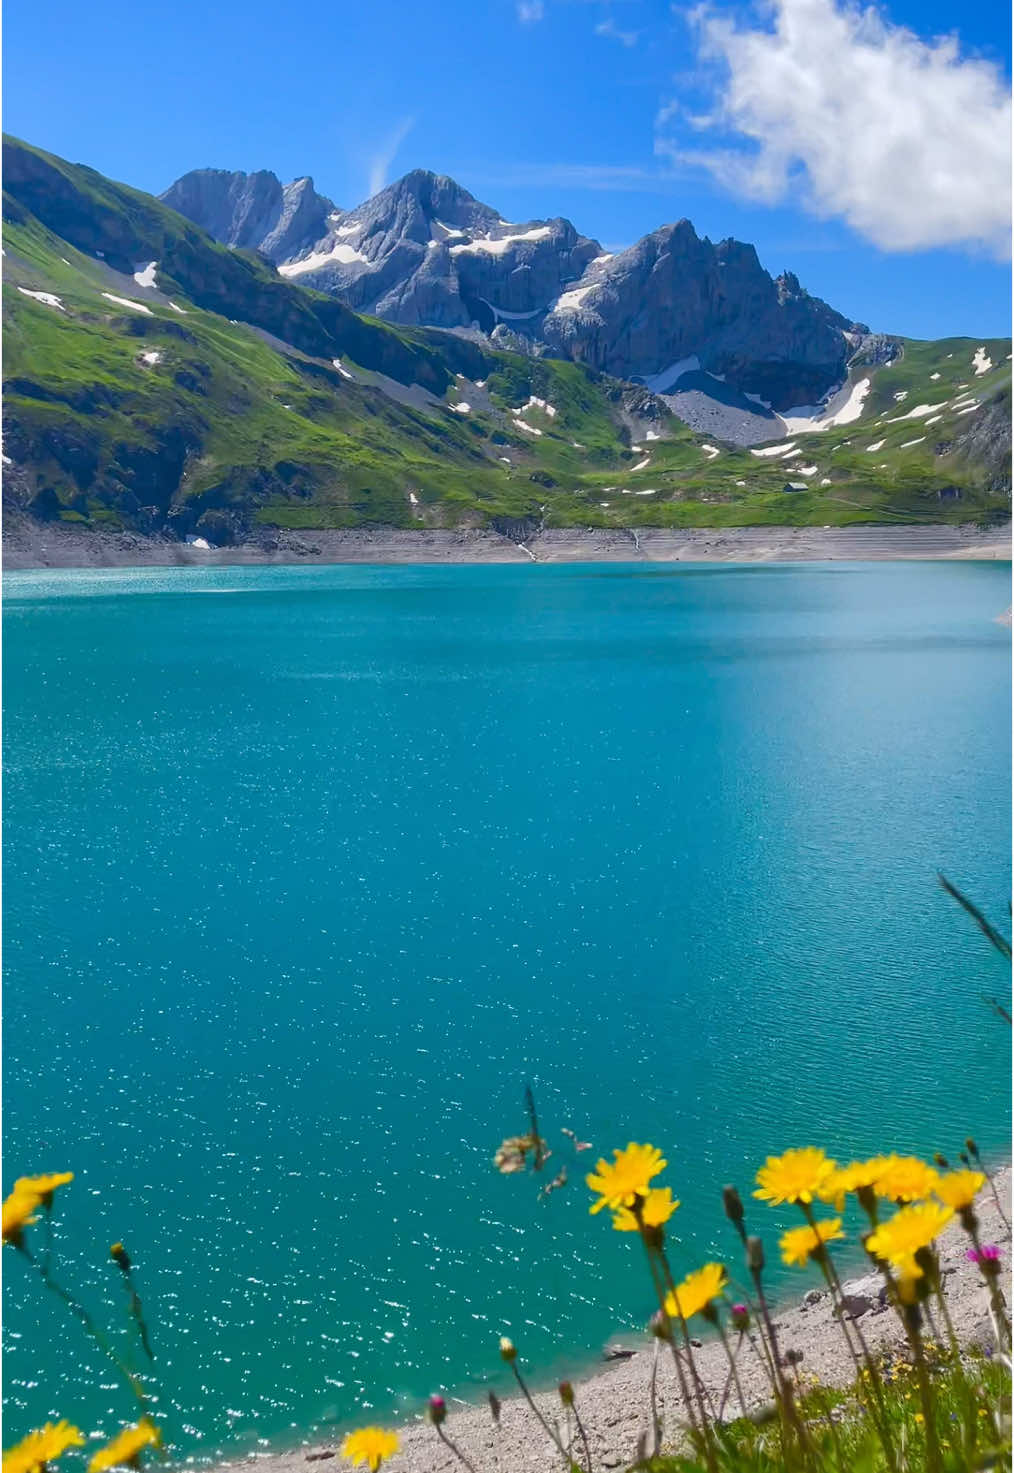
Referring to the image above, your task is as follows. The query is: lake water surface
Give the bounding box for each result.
[3,560,1010,1461]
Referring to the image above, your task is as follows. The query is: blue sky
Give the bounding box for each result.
[3,0,1010,338]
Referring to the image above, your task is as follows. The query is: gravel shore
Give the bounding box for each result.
[3,521,1010,571]
[217,1170,1011,1473]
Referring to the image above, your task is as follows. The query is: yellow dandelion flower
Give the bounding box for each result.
[817,1158,890,1209]
[586,1143,667,1215]
[12,1174,73,1208]
[3,1422,85,1473]
[873,1156,939,1204]
[88,1420,161,1473]
[2,1190,41,1246]
[754,1148,837,1206]
[665,1262,728,1322]
[934,1170,985,1211]
[779,1217,845,1267]
[866,1202,954,1279]
[340,1428,399,1472]
[611,1187,680,1232]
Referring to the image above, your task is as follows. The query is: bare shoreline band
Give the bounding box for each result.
[3,522,1010,571]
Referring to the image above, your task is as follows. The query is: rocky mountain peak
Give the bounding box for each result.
[160,167,336,264]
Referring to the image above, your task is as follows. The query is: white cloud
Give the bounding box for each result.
[657,0,1011,257]
[367,116,416,198]
[517,0,544,20]
[595,17,639,45]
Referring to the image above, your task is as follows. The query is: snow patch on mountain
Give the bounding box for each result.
[640,357,700,394]
[279,241,369,276]
[449,227,553,256]
[973,346,993,376]
[886,402,947,422]
[101,293,153,314]
[552,283,596,313]
[780,377,870,433]
[751,441,798,458]
[17,287,64,310]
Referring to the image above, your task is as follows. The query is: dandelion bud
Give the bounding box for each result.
[426,1395,446,1427]
[965,1137,979,1157]
[746,1235,765,1273]
[499,1337,517,1363]
[959,1151,971,1167]
[914,1246,940,1287]
[897,1276,919,1306]
[933,1153,950,1170]
[856,1184,877,1218]
[730,1303,750,1331]
[558,1381,574,1408]
[648,1309,672,1341]
[722,1185,745,1224]
[110,1242,131,1271]
[487,1391,501,1424]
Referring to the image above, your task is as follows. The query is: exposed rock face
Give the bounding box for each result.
[162,165,864,406]
[949,384,1012,494]
[159,169,336,264]
[543,226,862,409]
[273,169,601,331]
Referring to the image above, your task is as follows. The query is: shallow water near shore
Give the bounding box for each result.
[3,560,1011,1462]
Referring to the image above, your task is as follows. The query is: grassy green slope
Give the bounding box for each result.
[2,135,1010,542]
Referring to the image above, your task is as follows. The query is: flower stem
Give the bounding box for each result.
[748,1264,811,1459]
[23,1247,148,1413]
[713,1319,748,1421]
[651,1240,719,1449]
[635,1224,702,1444]
[436,1425,480,1473]
[965,1215,1012,1348]
[802,1207,896,1471]
[904,1304,944,1473]
[647,1337,662,1458]
[510,1363,570,1464]
[569,1394,594,1473]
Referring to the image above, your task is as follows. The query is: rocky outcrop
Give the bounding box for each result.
[949,384,1012,494]
[273,169,601,330]
[543,226,863,409]
[160,169,336,264]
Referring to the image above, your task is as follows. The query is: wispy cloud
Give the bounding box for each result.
[367,116,416,197]
[658,0,1011,257]
[595,17,639,46]
[517,0,544,21]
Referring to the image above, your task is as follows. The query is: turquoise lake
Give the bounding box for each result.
[3,559,1011,1461]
